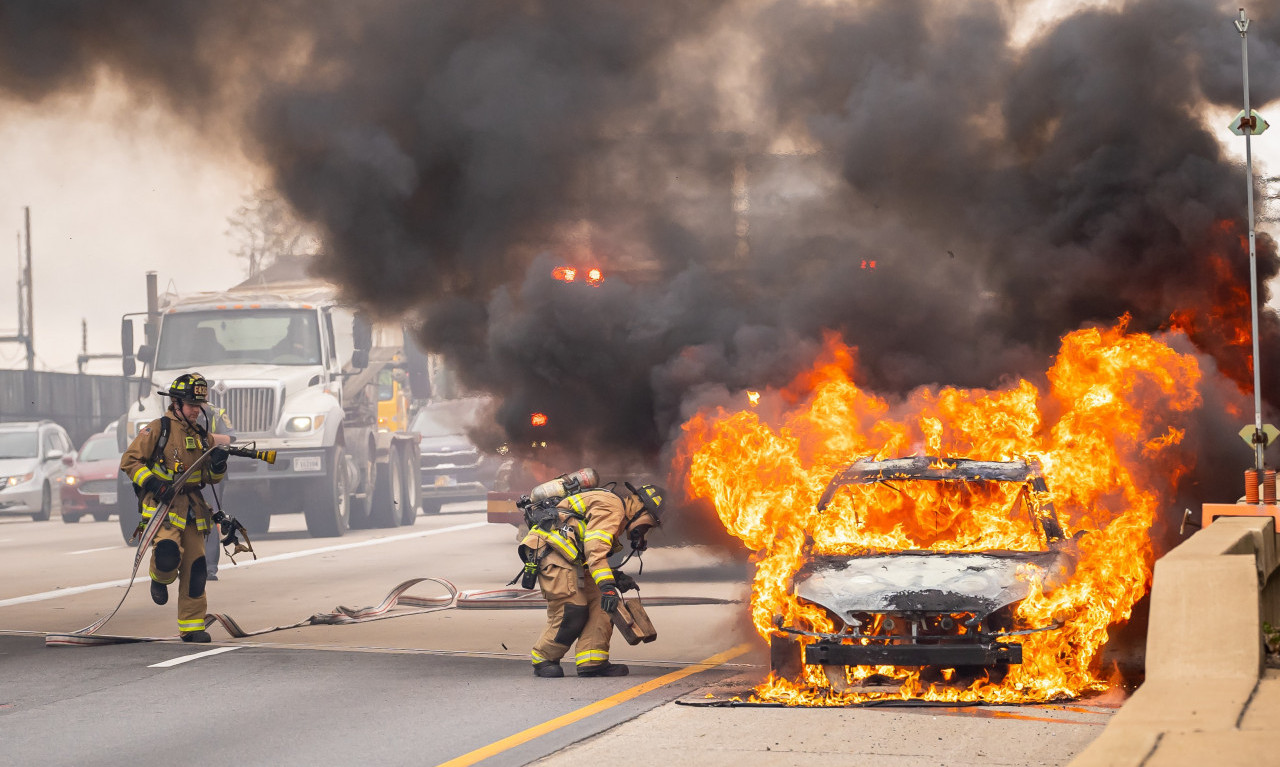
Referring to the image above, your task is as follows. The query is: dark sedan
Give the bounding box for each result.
[411,398,505,515]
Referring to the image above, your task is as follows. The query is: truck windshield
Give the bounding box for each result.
[155,309,323,368]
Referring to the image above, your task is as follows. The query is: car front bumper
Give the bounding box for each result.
[0,482,43,514]
[804,639,1022,667]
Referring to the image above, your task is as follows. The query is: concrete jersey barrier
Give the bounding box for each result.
[1070,516,1280,766]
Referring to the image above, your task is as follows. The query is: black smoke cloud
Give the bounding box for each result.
[2,0,1280,500]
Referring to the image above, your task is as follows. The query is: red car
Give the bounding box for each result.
[60,432,123,523]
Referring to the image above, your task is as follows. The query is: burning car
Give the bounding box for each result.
[769,456,1079,691]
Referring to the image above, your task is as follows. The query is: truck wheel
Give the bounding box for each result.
[368,449,400,529]
[421,498,443,515]
[239,509,271,535]
[399,446,419,527]
[118,497,142,547]
[348,458,376,530]
[304,445,350,538]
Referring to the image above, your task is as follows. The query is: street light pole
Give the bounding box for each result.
[1237,8,1267,474]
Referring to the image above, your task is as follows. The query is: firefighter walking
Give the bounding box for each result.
[119,373,231,643]
[519,473,665,678]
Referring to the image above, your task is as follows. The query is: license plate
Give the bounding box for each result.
[434,475,455,487]
[98,492,117,505]
[293,456,322,472]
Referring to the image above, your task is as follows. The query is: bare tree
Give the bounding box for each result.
[226,188,320,277]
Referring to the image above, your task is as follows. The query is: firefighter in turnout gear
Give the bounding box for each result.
[519,475,666,678]
[119,372,233,642]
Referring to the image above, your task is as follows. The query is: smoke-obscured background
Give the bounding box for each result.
[2,0,1279,542]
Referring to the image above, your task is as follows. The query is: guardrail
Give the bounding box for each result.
[1071,516,1280,766]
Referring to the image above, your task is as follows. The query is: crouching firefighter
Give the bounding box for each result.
[514,469,665,678]
[119,373,233,643]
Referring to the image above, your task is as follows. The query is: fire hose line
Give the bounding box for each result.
[44,447,736,647]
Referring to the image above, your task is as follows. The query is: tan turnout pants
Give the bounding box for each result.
[150,521,210,636]
[531,560,615,670]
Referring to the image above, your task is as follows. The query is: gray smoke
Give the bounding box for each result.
[2,0,1279,507]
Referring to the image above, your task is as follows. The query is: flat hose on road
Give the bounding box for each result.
[44,478,737,651]
[46,580,734,647]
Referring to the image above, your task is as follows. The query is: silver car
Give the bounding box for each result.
[0,420,74,521]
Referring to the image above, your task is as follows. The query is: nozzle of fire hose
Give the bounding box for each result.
[226,445,277,464]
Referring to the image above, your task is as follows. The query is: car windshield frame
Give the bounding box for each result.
[155,308,323,368]
[0,430,39,459]
[816,456,1066,546]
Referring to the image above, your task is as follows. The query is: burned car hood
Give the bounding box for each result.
[794,548,1076,618]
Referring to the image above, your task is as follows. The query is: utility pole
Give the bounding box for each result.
[23,207,33,370]
[0,207,35,369]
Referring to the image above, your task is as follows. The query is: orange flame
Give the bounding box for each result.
[552,266,577,283]
[676,319,1202,704]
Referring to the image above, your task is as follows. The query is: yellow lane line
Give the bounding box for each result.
[438,643,752,767]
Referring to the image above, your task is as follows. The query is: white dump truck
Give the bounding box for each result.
[113,270,423,541]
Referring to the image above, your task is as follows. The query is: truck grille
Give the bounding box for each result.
[211,387,276,434]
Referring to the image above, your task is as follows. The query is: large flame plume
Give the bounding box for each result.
[677,319,1202,703]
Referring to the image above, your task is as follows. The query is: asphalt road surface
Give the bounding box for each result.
[0,503,1113,766]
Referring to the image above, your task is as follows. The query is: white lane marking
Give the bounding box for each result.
[67,546,120,556]
[149,646,240,668]
[0,520,488,608]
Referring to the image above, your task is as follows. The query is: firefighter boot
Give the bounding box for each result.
[577,662,629,678]
[533,661,565,678]
[181,630,211,643]
[150,580,169,606]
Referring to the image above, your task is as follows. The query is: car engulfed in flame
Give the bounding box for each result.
[770,457,1081,692]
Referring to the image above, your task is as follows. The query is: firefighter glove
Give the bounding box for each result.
[132,518,147,541]
[218,514,239,537]
[144,476,176,504]
[209,446,229,473]
[612,569,638,593]
[600,585,621,614]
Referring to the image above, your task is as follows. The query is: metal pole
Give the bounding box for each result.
[23,207,33,371]
[1237,9,1266,475]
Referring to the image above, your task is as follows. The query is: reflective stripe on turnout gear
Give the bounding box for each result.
[531,649,548,665]
[530,528,580,563]
[591,568,615,586]
[583,530,614,547]
[575,649,609,666]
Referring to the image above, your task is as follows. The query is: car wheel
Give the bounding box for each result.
[62,512,82,524]
[303,445,349,538]
[32,483,52,521]
[92,511,112,522]
[421,498,444,515]
[769,633,803,683]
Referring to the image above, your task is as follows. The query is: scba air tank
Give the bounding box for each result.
[529,468,599,503]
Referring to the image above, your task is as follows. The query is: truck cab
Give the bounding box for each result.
[116,275,421,541]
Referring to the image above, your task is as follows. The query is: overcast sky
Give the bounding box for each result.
[0,80,259,373]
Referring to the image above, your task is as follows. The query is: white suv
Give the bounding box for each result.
[0,421,74,521]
